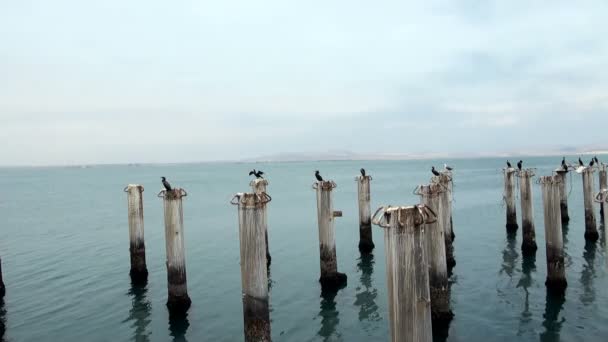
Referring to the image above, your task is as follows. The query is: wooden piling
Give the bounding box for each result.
[314,180,347,290]
[356,175,375,254]
[555,170,570,223]
[160,188,191,313]
[596,189,608,233]
[0,257,5,298]
[540,176,567,294]
[599,165,607,220]
[433,174,456,269]
[372,205,433,342]
[582,168,599,241]
[417,184,453,324]
[519,169,538,255]
[504,168,519,232]
[125,184,148,283]
[232,193,271,342]
[251,179,272,266]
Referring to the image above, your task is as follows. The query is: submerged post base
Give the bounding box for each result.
[129,268,149,284]
[319,272,347,291]
[545,278,567,296]
[506,223,518,232]
[521,241,538,256]
[358,240,375,254]
[584,230,599,242]
[167,295,192,314]
[243,295,271,342]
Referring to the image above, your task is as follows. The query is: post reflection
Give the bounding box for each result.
[354,254,379,324]
[517,254,536,333]
[0,298,6,342]
[580,241,597,306]
[169,311,190,342]
[317,288,340,341]
[500,231,519,279]
[124,280,151,342]
[540,292,565,342]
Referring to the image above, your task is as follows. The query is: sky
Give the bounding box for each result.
[1,0,607,166]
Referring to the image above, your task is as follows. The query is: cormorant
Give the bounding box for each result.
[579,157,584,167]
[517,160,523,171]
[315,170,324,182]
[507,160,512,168]
[444,163,453,171]
[562,163,568,171]
[431,166,440,176]
[161,177,172,191]
[561,157,566,167]
[248,169,264,178]
[360,168,366,177]
[589,159,595,167]
[594,156,599,164]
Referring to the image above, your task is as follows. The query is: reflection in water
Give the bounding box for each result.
[561,224,573,267]
[517,255,536,334]
[500,231,519,280]
[354,254,380,325]
[317,289,340,341]
[124,281,152,342]
[540,292,566,342]
[580,241,597,306]
[169,311,190,342]
[0,298,6,342]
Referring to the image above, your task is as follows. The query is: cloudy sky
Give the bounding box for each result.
[1,0,607,165]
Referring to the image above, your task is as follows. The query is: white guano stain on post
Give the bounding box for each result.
[504,168,519,231]
[582,168,599,241]
[519,170,537,255]
[374,206,432,342]
[235,192,271,341]
[251,179,271,266]
[540,175,567,293]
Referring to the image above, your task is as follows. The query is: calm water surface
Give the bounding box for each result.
[0,157,607,341]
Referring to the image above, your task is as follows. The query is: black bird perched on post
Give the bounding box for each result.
[517,160,523,171]
[444,163,453,171]
[507,160,512,168]
[431,166,440,176]
[161,177,172,191]
[249,169,264,179]
[561,157,568,171]
[360,168,366,177]
[589,159,595,167]
[315,170,324,182]
[594,156,599,164]
[579,157,584,167]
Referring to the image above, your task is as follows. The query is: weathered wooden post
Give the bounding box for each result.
[417,184,453,324]
[251,179,272,266]
[555,170,570,223]
[124,184,148,283]
[540,176,567,294]
[595,189,608,235]
[599,164,607,220]
[0,257,5,298]
[519,169,537,255]
[582,168,599,241]
[231,193,272,342]
[504,168,519,232]
[159,188,191,313]
[372,205,433,342]
[356,174,375,253]
[313,180,347,290]
[432,173,455,269]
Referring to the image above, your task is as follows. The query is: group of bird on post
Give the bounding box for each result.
[505,156,602,173]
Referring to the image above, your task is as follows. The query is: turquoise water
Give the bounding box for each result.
[0,157,606,341]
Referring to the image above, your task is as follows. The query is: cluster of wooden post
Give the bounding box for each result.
[372,205,434,342]
[314,180,347,290]
[539,176,567,294]
[519,170,538,255]
[232,192,272,342]
[356,175,375,254]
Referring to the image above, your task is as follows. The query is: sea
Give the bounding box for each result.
[0,156,606,341]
